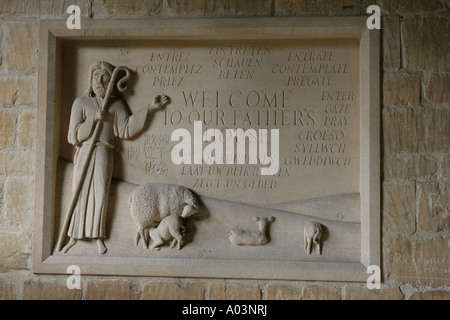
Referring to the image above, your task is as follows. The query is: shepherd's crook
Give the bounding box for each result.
[56,66,131,252]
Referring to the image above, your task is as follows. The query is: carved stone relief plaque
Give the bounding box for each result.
[34,18,380,281]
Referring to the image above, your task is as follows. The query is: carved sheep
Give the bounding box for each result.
[128,183,199,248]
[304,221,323,255]
[229,216,275,246]
[149,214,185,251]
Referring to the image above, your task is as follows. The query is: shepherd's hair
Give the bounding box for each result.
[85,61,116,98]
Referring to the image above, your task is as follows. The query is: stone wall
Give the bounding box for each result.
[0,0,448,300]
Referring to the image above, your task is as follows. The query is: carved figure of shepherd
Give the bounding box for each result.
[57,61,170,254]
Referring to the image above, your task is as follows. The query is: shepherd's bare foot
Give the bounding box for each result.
[97,239,107,254]
[62,238,77,253]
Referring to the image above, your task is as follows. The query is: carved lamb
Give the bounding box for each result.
[149,214,185,251]
[304,221,323,255]
[229,216,275,246]
[128,183,199,248]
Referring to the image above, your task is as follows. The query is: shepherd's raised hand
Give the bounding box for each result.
[149,94,170,112]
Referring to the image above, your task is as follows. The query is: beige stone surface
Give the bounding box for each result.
[416,183,449,233]
[4,176,34,229]
[385,238,449,287]
[208,282,261,300]
[408,291,450,300]
[402,17,450,71]
[4,22,36,71]
[425,73,450,105]
[0,27,2,68]
[22,279,82,300]
[384,108,450,154]
[275,0,371,15]
[17,110,36,149]
[0,279,16,300]
[303,285,340,300]
[383,109,418,153]
[0,77,35,106]
[0,232,31,269]
[383,0,446,13]
[85,279,141,300]
[382,16,400,71]
[383,73,420,107]
[265,284,302,300]
[416,109,450,153]
[95,0,162,16]
[442,156,450,179]
[383,182,416,235]
[267,283,340,300]
[166,0,272,16]
[384,155,437,181]
[142,281,204,300]
[0,111,16,148]
[343,285,403,300]
[0,0,93,17]
[0,150,34,174]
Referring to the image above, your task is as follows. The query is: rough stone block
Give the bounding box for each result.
[94,0,162,17]
[5,22,36,71]
[302,285,340,300]
[0,77,35,106]
[0,176,4,218]
[382,16,401,71]
[0,0,93,17]
[265,284,302,300]
[275,0,370,15]
[17,110,36,149]
[4,176,34,229]
[384,108,450,154]
[383,0,445,14]
[166,0,272,16]
[385,238,449,287]
[425,73,450,105]
[85,279,141,300]
[402,17,450,71]
[208,282,261,300]
[416,183,449,233]
[383,182,416,236]
[0,279,16,300]
[0,27,3,68]
[0,111,16,148]
[0,150,34,174]
[383,108,418,154]
[0,232,31,269]
[22,279,81,300]
[408,291,450,300]
[384,155,437,181]
[442,156,450,179]
[383,73,420,107]
[343,285,404,300]
[416,109,450,153]
[142,281,204,300]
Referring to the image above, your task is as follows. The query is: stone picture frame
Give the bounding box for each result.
[33,17,380,281]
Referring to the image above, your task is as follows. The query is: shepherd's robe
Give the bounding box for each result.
[67,95,148,239]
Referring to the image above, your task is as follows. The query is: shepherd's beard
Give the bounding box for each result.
[93,84,106,98]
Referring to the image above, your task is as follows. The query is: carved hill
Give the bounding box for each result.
[55,158,361,263]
